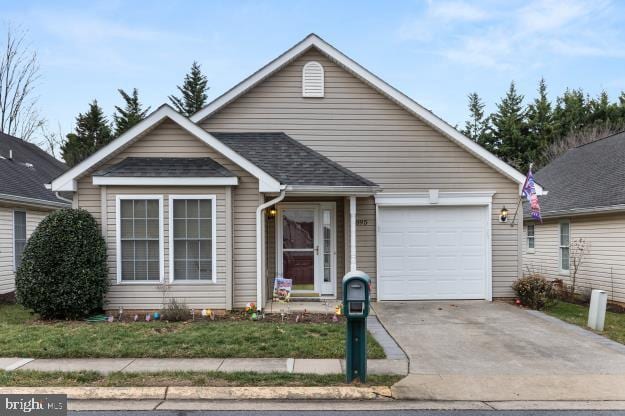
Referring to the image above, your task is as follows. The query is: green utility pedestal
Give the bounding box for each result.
[342,271,371,383]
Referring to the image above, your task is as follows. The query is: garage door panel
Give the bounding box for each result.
[378,206,488,301]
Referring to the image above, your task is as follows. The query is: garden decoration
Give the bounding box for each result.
[335,304,342,316]
[153,312,161,320]
[146,313,151,322]
[133,314,138,322]
[251,312,258,320]
[201,308,212,318]
[107,315,114,323]
[191,309,195,320]
[118,307,124,321]
[85,314,108,323]
[332,314,339,322]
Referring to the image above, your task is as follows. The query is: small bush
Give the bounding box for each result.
[160,298,191,322]
[512,273,555,310]
[15,209,108,319]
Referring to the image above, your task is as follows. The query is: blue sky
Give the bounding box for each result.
[2,0,625,140]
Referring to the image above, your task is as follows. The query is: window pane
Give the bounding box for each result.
[561,247,570,270]
[199,240,211,259]
[135,241,147,260]
[528,237,535,249]
[187,241,199,259]
[134,218,146,239]
[134,200,146,218]
[199,218,211,238]
[199,200,211,218]
[187,200,199,218]
[173,200,185,219]
[146,200,159,218]
[122,261,134,280]
[146,219,159,239]
[174,240,186,259]
[528,225,534,237]
[174,260,186,279]
[187,259,200,280]
[14,241,26,268]
[560,223,569,246]
[187,218,199,238]
[173,219,186,238]
[199,260,212,280]
[121,219,133,238]
[147,240,159,260]
[148,261,160,280]
[135,259,148,280]
[120,200,133,218]
[14,211,26,240]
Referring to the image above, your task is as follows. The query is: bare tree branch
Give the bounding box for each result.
[0,24,44,141]
[544,121,625,165]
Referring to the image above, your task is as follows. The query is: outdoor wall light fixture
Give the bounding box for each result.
[268,207,277,218]
[499,206,509,223]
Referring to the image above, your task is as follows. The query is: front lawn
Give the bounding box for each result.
[0,304,385,359]
[0,370,401,387]
[544,301,625,344]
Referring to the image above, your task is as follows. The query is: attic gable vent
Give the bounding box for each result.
[302,61,324,97]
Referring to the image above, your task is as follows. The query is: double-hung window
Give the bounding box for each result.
[169,196,216,282]
[13,211,26,270]
[559,221,570,273]
[527,224,535,252]
[117,196,163,282]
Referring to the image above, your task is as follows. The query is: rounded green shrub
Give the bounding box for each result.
[512,273,554,310]
[16,209,108,319]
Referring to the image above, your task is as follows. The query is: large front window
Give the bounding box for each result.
[13,211,26,270]
[170,196,215,282]
[118,197,162,282]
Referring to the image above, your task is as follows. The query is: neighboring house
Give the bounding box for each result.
[0,132,70,296]
[523,131,625,304]
[50,34,535,311]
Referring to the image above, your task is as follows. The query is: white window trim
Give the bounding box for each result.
[527,224,535,254]
[94,177,238,186]
[168,195,217,284]
[374,190,493,301]
[559,220,570,275]
[115,195,164,284]
[12,210,26,272]
[302,61,324,97]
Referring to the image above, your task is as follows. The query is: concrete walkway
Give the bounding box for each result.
[0,357,407,375]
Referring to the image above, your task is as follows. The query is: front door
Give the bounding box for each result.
[277,203,336,297]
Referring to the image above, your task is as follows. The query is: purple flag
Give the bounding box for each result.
[522,167,542,222]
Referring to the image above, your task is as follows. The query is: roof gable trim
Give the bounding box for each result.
[190,34,539,192]
[50,105,281,193]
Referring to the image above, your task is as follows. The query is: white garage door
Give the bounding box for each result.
[378,205,488,300]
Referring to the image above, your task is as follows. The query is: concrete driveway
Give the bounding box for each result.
[374,301,625,401]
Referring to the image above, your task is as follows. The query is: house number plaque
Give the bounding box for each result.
[356,218,368,226]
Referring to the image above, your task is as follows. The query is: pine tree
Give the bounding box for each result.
[462,92,494,150]
[168,62,209,116]
[552,89,589,140]
[113,88,150,136]
[61,100,112,167]
[490,81,528,170]
[526,78,553,167]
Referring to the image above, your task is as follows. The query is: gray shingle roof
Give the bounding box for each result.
[94,157,235,178]
[0,132,68,205]
[211,132,377,187]
[525,131,625,219]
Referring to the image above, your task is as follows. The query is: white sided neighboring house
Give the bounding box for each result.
[0,132,70,297]
[49,34,537,312]
[523,131,625,304]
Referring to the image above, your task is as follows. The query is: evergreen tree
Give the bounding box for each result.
[462,92,494,151]
[552,89,589,140]
[490,81,528,170]
[61,100,112,167]
[113,88,150,136]
[168,61,209,116]
[526,78,553,167]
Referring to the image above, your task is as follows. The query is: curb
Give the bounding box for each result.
[0,386,392,401]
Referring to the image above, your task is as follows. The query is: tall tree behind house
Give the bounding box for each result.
[61,101,112,167]
[168,61,209,117]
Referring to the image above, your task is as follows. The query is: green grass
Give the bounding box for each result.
[0,370,401,387]
[0,304,385,359]
[544,301,625,344]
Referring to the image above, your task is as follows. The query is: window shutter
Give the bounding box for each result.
[302,61,324,97]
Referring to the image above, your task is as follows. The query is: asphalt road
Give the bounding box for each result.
[70,411,625,416]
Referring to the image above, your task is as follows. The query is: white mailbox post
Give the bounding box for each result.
[587,289,608,331]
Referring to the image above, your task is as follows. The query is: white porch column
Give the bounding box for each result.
[349,196,357,272]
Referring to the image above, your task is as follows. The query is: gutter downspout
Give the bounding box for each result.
[55,192,73,204]
[256,190,286,310]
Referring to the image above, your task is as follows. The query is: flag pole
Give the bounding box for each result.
[509,163,532,227]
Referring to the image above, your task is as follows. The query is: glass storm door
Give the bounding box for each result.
[281,208,317,292]
[278,204,336,296]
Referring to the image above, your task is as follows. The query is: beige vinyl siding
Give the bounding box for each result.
[201,48,520,298]
[524,213,625,304]
[0,205,50,293]
[75,120,260,309]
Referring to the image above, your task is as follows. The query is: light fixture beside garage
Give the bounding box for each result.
[499,206,508,223]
